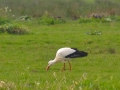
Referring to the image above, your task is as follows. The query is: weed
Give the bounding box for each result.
[0,18,11,25]
[19,15,32,21]
[38,12,65,25]
[103,18,112,22]
[0,23,29,34]
[106,48,116,54]
[0,7,12,18]
[0,80,16,90]
[38,15,54,25]
[86,31,102,35]
[79,16,113,23]
[0,25,6,33]
[109,15,120,22]
[79,17,93,23]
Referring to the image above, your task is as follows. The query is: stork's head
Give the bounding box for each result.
[46,60,56,71]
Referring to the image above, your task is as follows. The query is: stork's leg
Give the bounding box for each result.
[68,61,71,71]
[62,63,66,71]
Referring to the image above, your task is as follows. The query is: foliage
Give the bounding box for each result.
[0,7,12,18]
[79,17,93,23]
[0,23,29,34]
[86,30,102,35]
[19,15,32,21]
[108,15,120,22]
[38,15,54,25]
[0,0,120,18]
[115,16,120,22]
[38,12,66,25]
[79,16,117,23]
[0,18,11,25]
[0,80,16,90]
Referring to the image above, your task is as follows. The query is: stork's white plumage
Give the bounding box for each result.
[46,47,88,71]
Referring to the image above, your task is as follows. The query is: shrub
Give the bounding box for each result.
[115,16,120,22]
[101,18,112,23]
[79,17,93,23]
[0,18,11,25]
[19,15,32,21]
[0,80,16,90]
[54,18,66,24]
[79,16,109,23]
[38,16,66,25]
[79,16,113,23]
[109,15,120,22]
[38,15,54,25]
[101,16,120,23]
[0,25,6,33]
[0,23,29,35]
[38,12,66,25]
[86,31,102,35]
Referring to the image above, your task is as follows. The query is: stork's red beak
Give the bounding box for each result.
[46,66,50,71]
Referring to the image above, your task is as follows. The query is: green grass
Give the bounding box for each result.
[0,20,120,90]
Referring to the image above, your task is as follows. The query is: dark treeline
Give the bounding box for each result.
[0,0,120,19]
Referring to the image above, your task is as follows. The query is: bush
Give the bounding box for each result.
[38,12,66,25]
[54,18,66,24]
[86,31,102,35]
[79,17,113,23]
[0,18,11,25]
[115,16,120,22]
[79,17,93,23]
[38,15,54,25]
[109,15,120,22]
[0,25,6,33]
[101,18,112,23]
[0,24,29,34]
[19,15,32,21]
[38,16,66,25]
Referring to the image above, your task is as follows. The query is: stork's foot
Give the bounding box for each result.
[61,68,66,71]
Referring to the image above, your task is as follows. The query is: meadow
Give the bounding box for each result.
[0,0,120,89]
[0,18,120,90]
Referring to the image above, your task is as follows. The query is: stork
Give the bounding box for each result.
[46,47,88,71]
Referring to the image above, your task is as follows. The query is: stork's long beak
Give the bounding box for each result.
[46,66,50,71]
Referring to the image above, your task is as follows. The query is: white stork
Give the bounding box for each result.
[46,47,88,71]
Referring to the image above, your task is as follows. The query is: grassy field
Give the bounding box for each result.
[0,20,120,90]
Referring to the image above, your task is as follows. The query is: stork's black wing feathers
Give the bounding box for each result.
[65,49,88,58]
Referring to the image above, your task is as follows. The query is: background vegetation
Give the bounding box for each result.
[0,0,120,90]
[0,0,120,18]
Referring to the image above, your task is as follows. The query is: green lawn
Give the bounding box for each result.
[0,20,120,90]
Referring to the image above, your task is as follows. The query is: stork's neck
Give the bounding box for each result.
[48,59,57,66]
[51,59,56,63]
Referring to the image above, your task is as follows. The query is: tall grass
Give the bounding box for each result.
[0,0,120,18]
